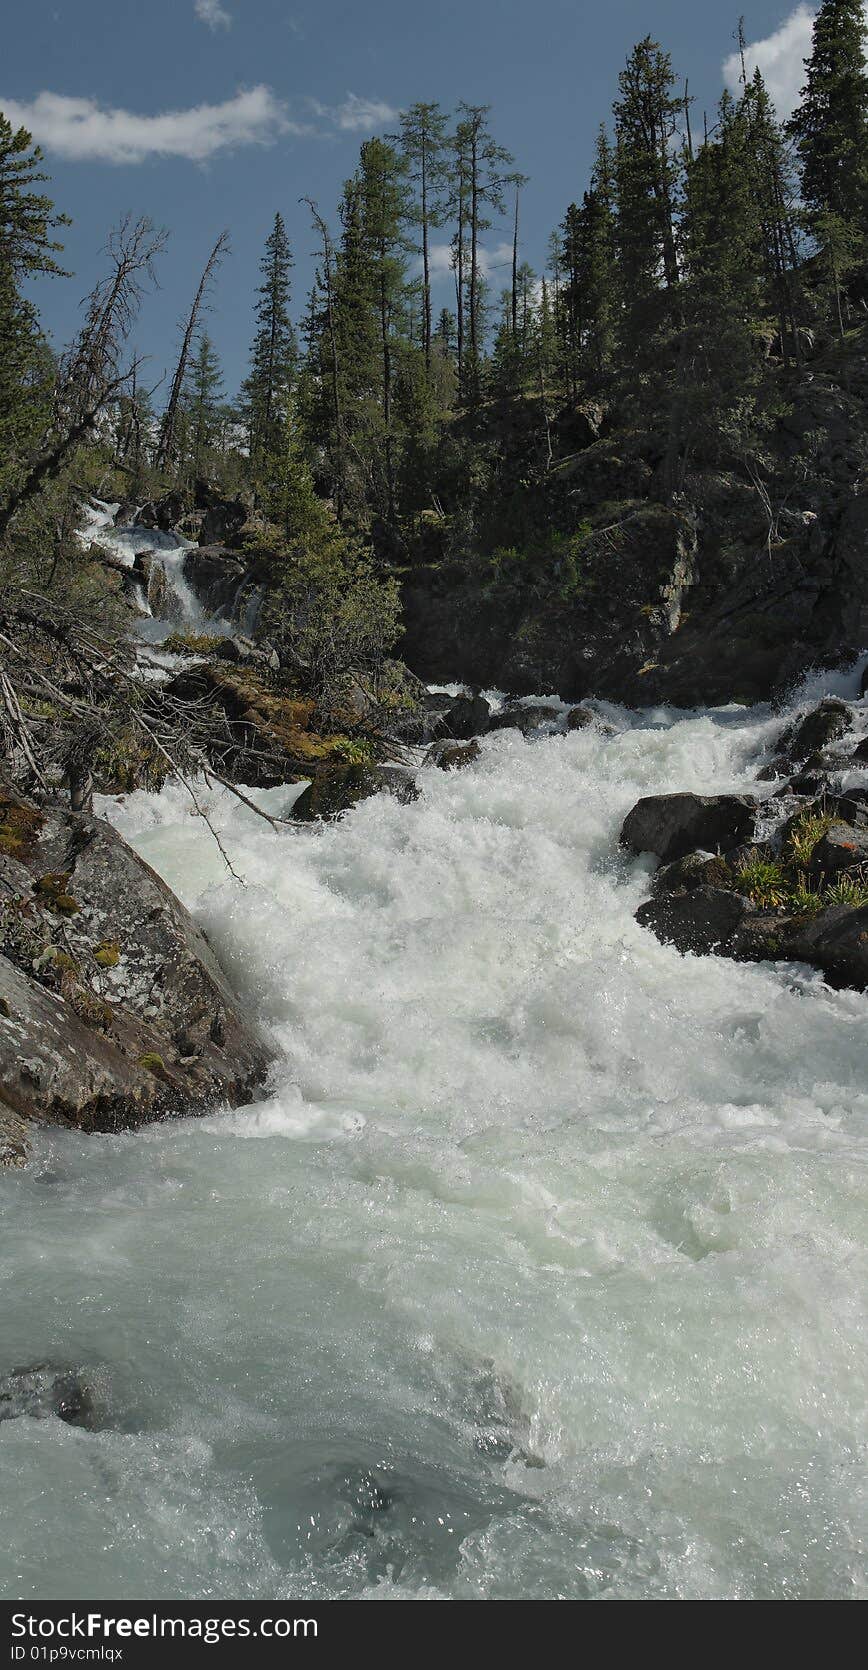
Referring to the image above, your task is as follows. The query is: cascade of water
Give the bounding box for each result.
[1,661,866,1599]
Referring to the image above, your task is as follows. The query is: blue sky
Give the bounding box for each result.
[3,1,825,400]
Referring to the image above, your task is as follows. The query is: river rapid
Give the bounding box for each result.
[1,652,867,1599]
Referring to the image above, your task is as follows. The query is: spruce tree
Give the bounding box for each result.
[674,89,766,477]
[744,70,805,364]
[181,332,224,479]
[0,115,68,504]
[789,0,868,223]
[613,36,683,360]
[395,103,449,369]
[241,213,297,475]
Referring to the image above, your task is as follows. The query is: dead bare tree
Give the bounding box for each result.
[0,218,166,544]
[155,230,230,473]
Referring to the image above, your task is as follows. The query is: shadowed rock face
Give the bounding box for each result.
[0,786,271,1164]
[620,793,757,865]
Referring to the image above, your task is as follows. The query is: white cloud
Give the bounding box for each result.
[194,0,232,29]
[428,240,514,282]
[720,4,852,121]
[308,93,398,133]
[0,86,299,164]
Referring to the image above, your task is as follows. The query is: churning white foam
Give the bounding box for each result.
[1,678,867,1598]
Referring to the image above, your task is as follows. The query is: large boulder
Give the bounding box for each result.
[431,692,491,742]
[136,490,187,533]
[785,699,852,763]
[0,786,270,1163]
[182,545,248,619]
[198,495,250,549]
[636,886,756,956]
[620,793,756,864]
[489,703,560,735]
[788,904,868,989]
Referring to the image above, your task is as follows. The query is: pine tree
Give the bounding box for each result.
[241,213,297,476]
[671,89,767,479]
[556,128,618,397]
[789,0,868,223]
[789,1,868,330]
[0,114,68,501]
[395,103,449,369]
[181,332,224,479]
[451,105,512,403]
[612,38,683,362]
[744,70,805,364]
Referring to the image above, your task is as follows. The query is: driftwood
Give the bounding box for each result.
[0,587,293,875]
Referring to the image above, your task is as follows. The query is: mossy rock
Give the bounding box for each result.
[292,761,379,821]
[163,631,224,657]
[93,941,121,969]
[33,874,79,915]
[0,797,45,860]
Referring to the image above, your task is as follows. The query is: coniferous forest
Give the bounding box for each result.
[3,3,868,725]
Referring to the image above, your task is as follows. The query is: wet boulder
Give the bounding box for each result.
[490,703,560,735]
[0,785,271,1153]
[620,793,756,865]
[809,821,868,877]
[785,699,851,763]
[292,761,379,821]
[636,886,756,956]
[652,850,733,896]
[788,903,868,989]
[431,692,491,742]
[427,739,481,771]
[0,1364,101,1429]
[374,765,419,804]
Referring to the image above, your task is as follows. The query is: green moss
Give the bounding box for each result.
[332,737,376,767]
[138,1052,168,1076]
[163,631,224,656]
[93,941,120,968]
[33,874,79,915]
[0,797,44,860]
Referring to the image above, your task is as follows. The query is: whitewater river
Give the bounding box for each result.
[1,655,867,1598]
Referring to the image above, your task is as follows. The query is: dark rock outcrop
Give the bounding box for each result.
[431,692,491,741]
[785,699,852,762]
[788,904,868,989]
[136,490,187,533]
[620,793,756,864]
[636,886,756,956]
[292,762,379,820]
[182,545,248,619]
[0,787,270,1162]
[489,703,560,734]
[198,494,250,549]
[427,740,481,771]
